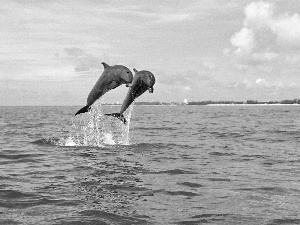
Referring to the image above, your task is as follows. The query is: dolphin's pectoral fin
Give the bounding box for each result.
[131,90,139,99]
[108,81,119,90]
[75,105,91,116]
[133,86,148,100]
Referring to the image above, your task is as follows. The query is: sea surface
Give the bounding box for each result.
[1,104,300,225]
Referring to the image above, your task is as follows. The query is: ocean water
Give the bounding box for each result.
[1,104,300,225]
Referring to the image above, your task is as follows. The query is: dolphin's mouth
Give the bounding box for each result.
[148,87,154,93]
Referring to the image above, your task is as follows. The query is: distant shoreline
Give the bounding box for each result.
[133,104,300,106]
[100,103,300,106]
[206,104,300,106]
[132,99,300,106]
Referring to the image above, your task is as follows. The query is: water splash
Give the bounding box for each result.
[58,102,134,147]
[121,103,134,145]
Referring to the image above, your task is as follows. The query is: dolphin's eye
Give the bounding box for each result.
[126,71,130,74]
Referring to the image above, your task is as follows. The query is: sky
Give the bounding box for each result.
[1,0,300,105]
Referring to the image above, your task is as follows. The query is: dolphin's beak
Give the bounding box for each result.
[148,87,154,93]
[126,83,132,87]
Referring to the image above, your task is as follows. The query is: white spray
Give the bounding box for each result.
[58,102,134,147]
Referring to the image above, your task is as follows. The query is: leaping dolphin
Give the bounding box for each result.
[75,62,133,116]
[105,69,155,123]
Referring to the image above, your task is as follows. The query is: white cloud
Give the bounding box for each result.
[230,27,256,57]
[229,1,300,66]
[63,47,104,72]
[244,1,274,28]
[273,13,300,48]
[222,48,231,55]
[252,52,279,62]
[255,78,266,84]
[285,54,300,63]
[243,79,253,88]
[183,86,191,92]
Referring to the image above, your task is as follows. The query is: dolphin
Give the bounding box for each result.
[105,69,155,123]
[75,62,133,116]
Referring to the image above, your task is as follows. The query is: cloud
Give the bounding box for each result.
[63,47,104,72]
[157,13,194,23]
[64,47,85,57]
[231,27,255,53]
[159,69,212,87]
[255,78,266,85]
[274,13,300,48]
[203,61,216,70]
[95,1,197,25]
[234,76,299,90]
[229,1,300,66]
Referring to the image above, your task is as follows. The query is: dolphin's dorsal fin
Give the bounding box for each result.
[133,68,138,73]
[102,62,109,69]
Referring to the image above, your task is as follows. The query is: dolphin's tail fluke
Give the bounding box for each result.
[75,105,90,116]
[104,113,127,124]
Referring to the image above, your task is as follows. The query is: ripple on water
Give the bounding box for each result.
[177,182,205,188]
[31,138,59,146]
[267,218,300,225]
[236,186,288,195]
[154,169,198,175]
[0,189,76,209]
[175,213,229,225]
[154,189,199,197]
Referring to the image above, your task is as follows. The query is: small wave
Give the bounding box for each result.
[0,196,77,209]
[209,152,236,156]
[177,213,229,224]
[32,133,124,147]
[209,131,246,138]
[0,189,79,209]
[139,189,199,197]
[32,137,82,147]
[131,142,195,150]
[233,154,267,162]
[162,190,199,197]
[135,126,176,131]
[0,176,13,181]
[237,186,287,194]
[268,218,300,225]
[207,178,232,182]
[268,130,300,135]
[57,134,121,147]
[241,154,267,159]
[0,189,35,199]
[178,182,204,188]
[155,169,198,175]
[31,138,59,146]
[131,142,165,148]
[78,210,149,224]
[0,153,34,160]
[262,159,286,166]
[192,213,229,219]
[59,136,80,146]
[31,137,89,147]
